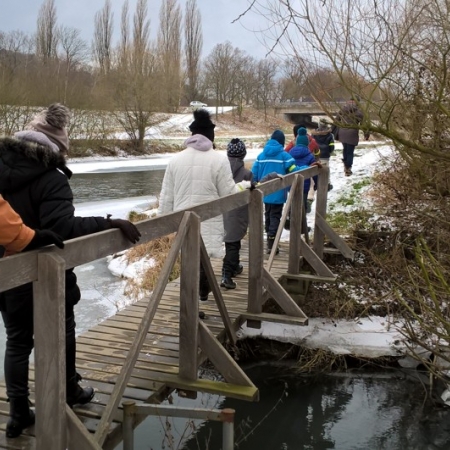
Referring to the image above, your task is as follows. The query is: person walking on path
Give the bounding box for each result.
[252,130,307,254]
[158,109,251,302]
[0,103,141,438]
[0,195,64,256]
[334,97,369,176]
[221,138,253,290]
[311,119,335,190]
[285,123,320,158]
[288,127,320,216]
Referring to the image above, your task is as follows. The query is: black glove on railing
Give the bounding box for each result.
[25,229,65,250]
[107,215,141,244]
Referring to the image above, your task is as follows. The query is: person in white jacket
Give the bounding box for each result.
[159,109,249,302]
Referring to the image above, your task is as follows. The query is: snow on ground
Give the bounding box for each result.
[239,316,404,358]
[113,106,234,140]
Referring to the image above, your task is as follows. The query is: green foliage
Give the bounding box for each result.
[326,209,373,233]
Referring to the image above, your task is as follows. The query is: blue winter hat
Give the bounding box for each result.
[271,130,285,146]
[227,138,246,158]
[296,127,309,147]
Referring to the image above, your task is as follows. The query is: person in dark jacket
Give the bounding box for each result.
[334,98,369,176]
[221,139,253,289]
[289,128,319,214]
[311,119,335,190]
[0,103,141,438]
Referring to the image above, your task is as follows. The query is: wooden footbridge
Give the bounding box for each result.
[0,166,353,449]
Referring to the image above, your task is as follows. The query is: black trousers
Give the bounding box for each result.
[264,203,284,237]
[199,262,210,298]
[222,241,241,278]
[0,286,78,399]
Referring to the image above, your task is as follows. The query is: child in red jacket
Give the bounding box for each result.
[285,124,320,159]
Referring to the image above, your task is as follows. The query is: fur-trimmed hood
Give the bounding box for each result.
[0,136,69,193]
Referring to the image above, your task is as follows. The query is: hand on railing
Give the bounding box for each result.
[310,161,323,169]
[236,180,252,191]
[106,215,141,244]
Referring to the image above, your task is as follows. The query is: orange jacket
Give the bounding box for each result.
[285,134,320,157]
[0,195,35,255]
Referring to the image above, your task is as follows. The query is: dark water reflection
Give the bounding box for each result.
[182,365,450,450]
[70,169,165,203]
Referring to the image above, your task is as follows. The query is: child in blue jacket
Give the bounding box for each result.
[289,127,318,212]
[252,130,301,254]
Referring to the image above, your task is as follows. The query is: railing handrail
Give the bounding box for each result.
[0,166,319,293]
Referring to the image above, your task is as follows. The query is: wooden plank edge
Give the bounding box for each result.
[240,312,308,326]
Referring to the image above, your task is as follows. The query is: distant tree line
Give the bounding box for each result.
[0,0,352,151]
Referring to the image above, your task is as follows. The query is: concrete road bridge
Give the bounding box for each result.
[272,102,345,127]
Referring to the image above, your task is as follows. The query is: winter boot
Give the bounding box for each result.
[267,236,279,255]
[344,167,352,176]
[233,264,244,277]
[67,374,95,408]
[6,397,35,438]
[199,274,211,302]
[328,183,333,191]
[220,276,236,289]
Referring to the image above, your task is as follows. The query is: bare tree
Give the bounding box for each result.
[157,0,182,111]
[184,0,203,102]
[243,0,450,387]
[118,0,130,67]
[93,0,113,75]
[58,26,88,103]
[114,0,161,152]
[255,59,278,119]
[36,0,58,62]
[204,42,247,115]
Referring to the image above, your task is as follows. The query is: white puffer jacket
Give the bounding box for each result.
[158,135,238,257]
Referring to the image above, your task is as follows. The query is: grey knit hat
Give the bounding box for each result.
[21,103,70,153]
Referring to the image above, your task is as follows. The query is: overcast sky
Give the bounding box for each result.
[0,0,271,59]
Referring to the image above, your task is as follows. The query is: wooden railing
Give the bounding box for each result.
[0,165,352,449]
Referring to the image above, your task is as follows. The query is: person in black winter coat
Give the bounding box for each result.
[220,139,253,290]
[0,103,141,438]
[311,119,335,190]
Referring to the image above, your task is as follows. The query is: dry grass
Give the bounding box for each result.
[125,233,180,297]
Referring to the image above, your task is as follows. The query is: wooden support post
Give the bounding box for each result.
[198,322,254,386]
[313,165,329,259]
[94,212,190,446]
[179,213,200,380]
[248,189,264,315]
[288,175,304,275]
[200,239,237,344]
[315,213,355,260]
[34,252,66,450]
[122,401,136,450]
[66,406,102,450]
